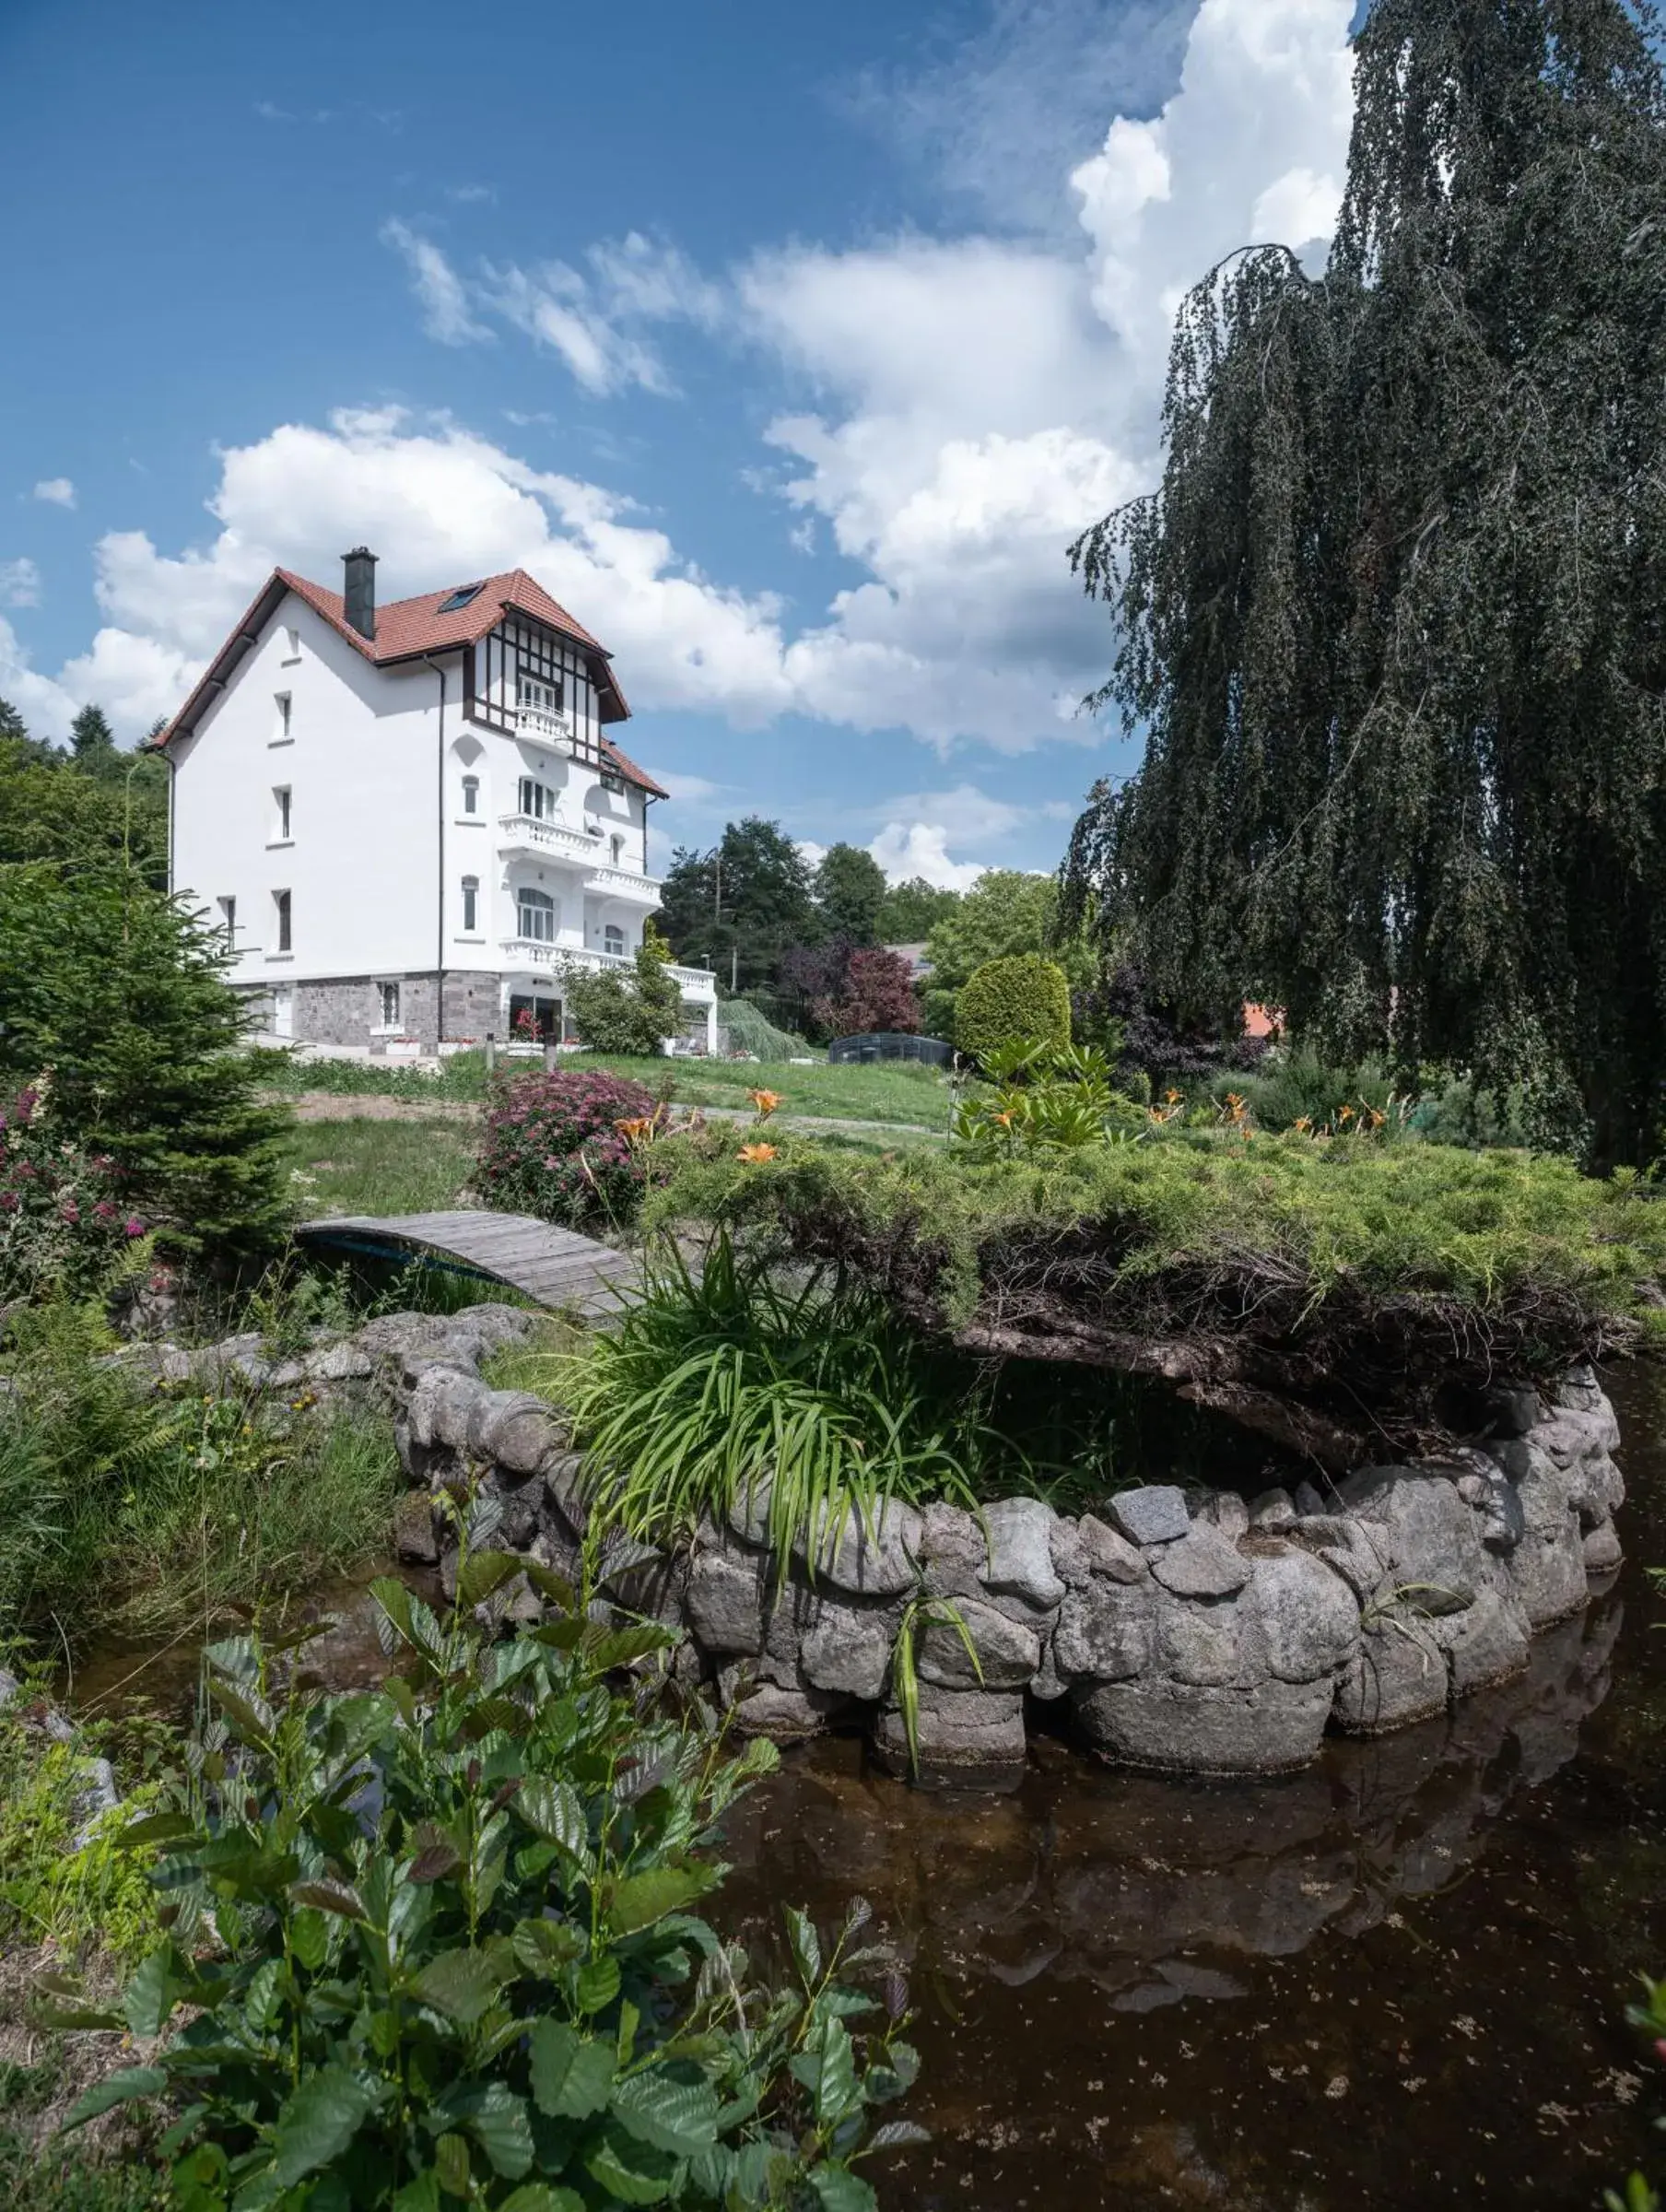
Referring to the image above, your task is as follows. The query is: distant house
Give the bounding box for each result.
[885,942,933,981]
[154,547,717,1053]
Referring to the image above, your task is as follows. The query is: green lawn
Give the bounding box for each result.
[277,1118,477,1218]
[579,1053,956,1128]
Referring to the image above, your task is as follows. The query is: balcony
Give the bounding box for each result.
[499,940,716,996]
[582,863,663,906]
[497,812,600,862]
[516,702,572,743]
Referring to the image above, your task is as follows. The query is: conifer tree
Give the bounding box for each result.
[1062,0,1666,1163]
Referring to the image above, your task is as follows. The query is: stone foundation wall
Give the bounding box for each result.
[379,1326,1627,1784]
[240,970,502,1052]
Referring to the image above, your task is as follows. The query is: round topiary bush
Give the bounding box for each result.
[956,954,1072,1065]
[475,1067,657,1228]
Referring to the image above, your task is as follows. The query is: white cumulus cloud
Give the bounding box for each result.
[869,821,989,889]
[381,219,492,346]
[0,558,41,608]
[32,478,76,508]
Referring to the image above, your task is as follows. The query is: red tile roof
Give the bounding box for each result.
[156,564,665,796]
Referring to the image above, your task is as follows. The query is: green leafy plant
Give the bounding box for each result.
[0,1701,162,1967]
[559,1229,1013,1561]
[55,1528,925,2209]
[953,1042,1146,1156]
[563,931,684,1059]
[954,954,1071,1067]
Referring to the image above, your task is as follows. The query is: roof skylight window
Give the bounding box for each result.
[437,582,485,613]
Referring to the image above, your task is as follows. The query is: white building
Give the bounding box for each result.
[157,547,718,1053]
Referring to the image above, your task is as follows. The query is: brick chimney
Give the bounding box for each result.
[342,546,378,641]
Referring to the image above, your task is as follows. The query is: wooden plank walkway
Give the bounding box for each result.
[295,1209,638,1317]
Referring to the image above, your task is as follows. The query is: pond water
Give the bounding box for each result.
[59,1371,1666,2208]
[715,1362,1666,2209]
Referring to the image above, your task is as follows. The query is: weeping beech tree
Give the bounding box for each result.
[1062,0,1666,1165]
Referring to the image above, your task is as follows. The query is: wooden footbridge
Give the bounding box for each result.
[295,1210,639,1317]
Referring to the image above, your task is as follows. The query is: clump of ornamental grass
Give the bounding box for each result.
[555,1228,1015,1559]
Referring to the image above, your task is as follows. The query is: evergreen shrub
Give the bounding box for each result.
[645,1124,1666,1460]
[955,955,1071,1065]
[476,1067,658,1228]
[0,863,288,1256]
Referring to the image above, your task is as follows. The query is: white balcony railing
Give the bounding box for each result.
[517,704,572,741]
[497,812,599,862]
[582,864,663,903]
[499,940,716,995]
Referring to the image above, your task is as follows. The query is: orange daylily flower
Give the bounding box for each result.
[736,1142,778,1163]
[616,1116,657,1143]
[1337,1103,1355,1124]
[747,1088,782,1118]
[990,1109,1015,1129]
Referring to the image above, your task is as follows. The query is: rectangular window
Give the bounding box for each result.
[274,785,291,841]
[378,981,401,1028]
[461,877,478,934]
[601,770,625,795]
[275,692,292,742]
[217,895,236,947]
[274,888,291,953]
[462,774,479,815]
[517,776,555,820]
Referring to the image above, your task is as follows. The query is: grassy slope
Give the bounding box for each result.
[254,1048,953,1130]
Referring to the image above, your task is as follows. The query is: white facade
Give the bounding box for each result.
[165,567,718,1053]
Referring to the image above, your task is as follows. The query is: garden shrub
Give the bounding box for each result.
[563,933,683,1056]
[0,1700,161,1968]
[62,1564,925,2209]
[0,1087,147,1301]
[955,954,1071,1065]
[476,1067,658,1229]
[0,862,289,1256]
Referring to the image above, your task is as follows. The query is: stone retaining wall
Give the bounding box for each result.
[358,1312,1627,1783]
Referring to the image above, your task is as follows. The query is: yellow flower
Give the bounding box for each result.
[1338,1103,1355,1124]
[736,1142,778,1163]
[747,1088,783,1118]
[1293,1115,1312,1134]
[615,1115,657,1144]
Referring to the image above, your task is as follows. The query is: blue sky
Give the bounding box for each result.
[0,0,1355,883]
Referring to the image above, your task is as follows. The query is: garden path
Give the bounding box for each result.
[294,1208,637,1314]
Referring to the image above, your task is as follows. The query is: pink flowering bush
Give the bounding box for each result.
[0,1087,147,1302]
[475,1067,658,1228]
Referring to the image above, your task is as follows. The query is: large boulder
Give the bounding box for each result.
[729,1483,921,1598]
[1153,1587,1263,1688]
[1149,1526,1252,1599]
[1074,1676,1333,1775]
[916,1596,1040,1691]
[1052,1579,1154,1682]
[1108,1486,1191,1547]
[1332,1618,1449,1735]
[1242,1546,1361,1684]
[686,1542,768,1656]
[871,1684,1028,1782]
[799,1596,898,1701]
[979,1497,1065,1612]
[1332,1467,1486,1614]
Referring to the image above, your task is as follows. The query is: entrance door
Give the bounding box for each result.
[271,985,294,1039]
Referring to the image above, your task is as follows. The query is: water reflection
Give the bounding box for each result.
[722,1598,1621,2012]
